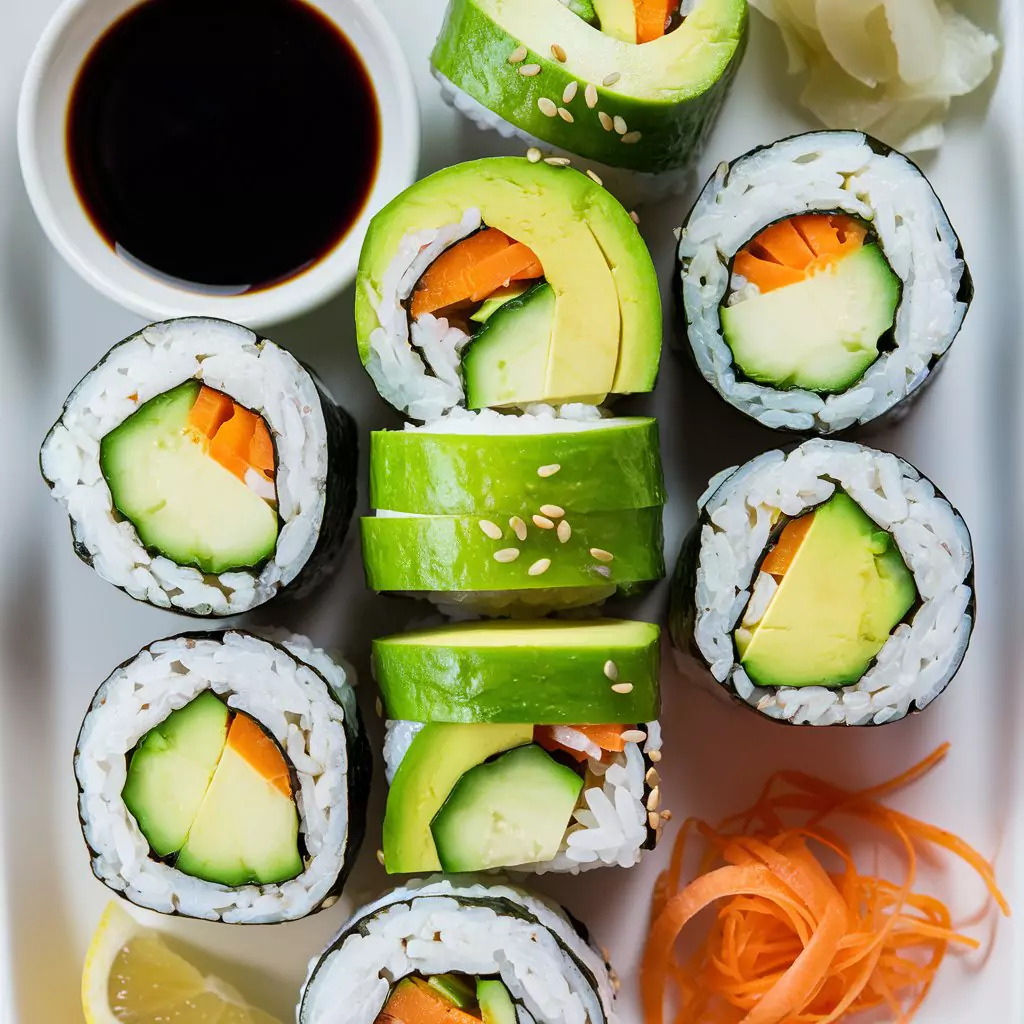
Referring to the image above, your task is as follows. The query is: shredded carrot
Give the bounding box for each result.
[376,978,481,1024]
[227,712,292,798]
[760,513,815,578]
[641,745,1009,1024]
[736,215,869,295]
[187,385,274,486]
[634,0,674,42]
[534,724,628,763]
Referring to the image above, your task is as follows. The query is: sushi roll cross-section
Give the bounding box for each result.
[356,157,661,420]
[374,618,664,874]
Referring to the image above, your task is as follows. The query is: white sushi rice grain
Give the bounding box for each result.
[679,131,970,432]
[688,439,973,725]
[74,631,361,923]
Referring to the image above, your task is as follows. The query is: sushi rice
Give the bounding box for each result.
[74,630,368,924]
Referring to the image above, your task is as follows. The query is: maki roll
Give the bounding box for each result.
[40,317,356,616]
[677,131,972,433]
[299,876,617,1024]
[362,412,666,614]
[375,619,665,873]
[356,157,661,420]
[74,630,370,923]
[431,0,747,194]
[670,440,974,726]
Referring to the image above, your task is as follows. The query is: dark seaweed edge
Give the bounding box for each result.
[666,443,977,727]
[671,129,975,437]
[73,628,372,922]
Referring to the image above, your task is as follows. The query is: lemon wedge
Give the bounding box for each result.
[82,902,283,1024]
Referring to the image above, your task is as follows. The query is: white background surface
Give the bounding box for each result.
[0,0,1021,1021]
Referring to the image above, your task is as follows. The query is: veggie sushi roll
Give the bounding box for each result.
[431,0,747,192]
[74,630,370,923]
[299,876,617,1024]
[356,157,661,420]
[677,131,972,433]
[670,440,974,726]
[375,619,665,874]
[40,317,356,616]
[363,412,666,614]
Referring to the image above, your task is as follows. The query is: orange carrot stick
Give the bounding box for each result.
[760,513,815,578]
[227,712,292,798]
[634,0,674,42]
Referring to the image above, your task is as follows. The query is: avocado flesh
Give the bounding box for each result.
[431,744,583,872]
[100,381,278,574]
[739,492,917,688]
[122,691,230,858]
[594,0,637,41]
[721,244,900,394]
[477,980,517,1024]
[383,722,533,873]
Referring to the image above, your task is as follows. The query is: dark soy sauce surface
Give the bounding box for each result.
[67,0,380,294]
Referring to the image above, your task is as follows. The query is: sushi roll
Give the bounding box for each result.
[430,0,747,199]
[74,630,370,923]
[375,619,665,874]
[356,157,661,421]
[670,439,974,726]
[299,876,617,1024]
[677,131,972,433]
[362,412,666,615]
[40,317,357,616]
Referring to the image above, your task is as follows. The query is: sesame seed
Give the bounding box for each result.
[613,115,627,135]
[590,547,614,562]
[647,786,661,811]
[757,695,777,711]
[646,767,661,786]
[649,749,662,763]
[594,564,612,578]
[509,516,528,542]
[648,811,660,830]
[661,810,673,822]
[621,130,642,144]
[374,697,383,717]
[508,45,528,64]
[600,944,611,962]
[557,520,572,543]
[494,547,520,563]
[544,156,571,166]
[585,83,598,107]
[538,97,558,117]
[519,63,541,77]
[611,682,634,694]
[603,659,618,680]
[598,111,614,131]
[562,81,577,103]
[479,519,502,540]
[376,849,385,865]
[586,169,604,186]
[629,210,640,225]
[621,728,647,744]
[540,504,565,518]
[526,147,542,163]
[537,463,561,477]
[603,71,621,86]
[533,514,555,529]
[551,43,567,62]
[320,894,339,909]
[557,107,574,123]
[528,558,552,576]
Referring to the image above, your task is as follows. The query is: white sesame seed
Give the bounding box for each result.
[508,45,528,64]
[557,520,572,543]
[613,115,628,135]
[557,107,574,123]
[509,516,528,542]
[603,71,621,86]
[479,519,502,540]
[661,810,673,822]
[540,504,565,518]
[586,169,603,186]
[594,565,612,577]
[757,695,777,711]
[374,697,383,717]
[537,97,558,117]
[647,786,661,811]
[646,767,661,786]
[537,463,561,477]
[629,210,640,225]
[528,558,552,576]
[526,147,542,163]
[649,749,662,763]
[551,43,567,62]
[648,811,660,830]
[544,156,571,166]
[562,81,577,103]
[611,682,634,694]
[519,63,542,77]
[598,111,614,131]
[533,514,555,529]
[590,547,614,562]
[603,660,618,680]
[376,849,385,865]
[494,547,520,563]
[621,130,642,144]
[585,83,598,108]
[621,728,647,743]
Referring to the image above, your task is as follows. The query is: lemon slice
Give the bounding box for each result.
[82,902,283,1024]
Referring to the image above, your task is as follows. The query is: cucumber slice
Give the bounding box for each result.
[373,618,660,724]
[477,980,517,1024]
[428,974,479,1010]
[471,283,529,323]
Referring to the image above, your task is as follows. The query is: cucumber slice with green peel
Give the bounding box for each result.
[432,744,584,872]
[470,283,529,323]
[369,418,664,514]
[361,507,664,593]
[373,618,660,724]
[477,980,517,1024]
[566,0,598,23]
[383,723,533,873]
[428,974,479,1010]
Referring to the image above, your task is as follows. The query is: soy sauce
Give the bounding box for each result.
[67,0,380,294]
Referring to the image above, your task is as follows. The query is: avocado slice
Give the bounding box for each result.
[100,381,278,574]
[356,157,660,409]
[122,691,230,858]
[431,744,583,872]
[383,722,533,873]
[373,618,661,724]
[721,244,900,393]
[175,712,302,886]
[739,492,917,688]
[427,974,479,1011]
[593,0,636,41]
[477,979,517,1024]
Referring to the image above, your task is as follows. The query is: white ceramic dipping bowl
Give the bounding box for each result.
[18,0,419,328]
